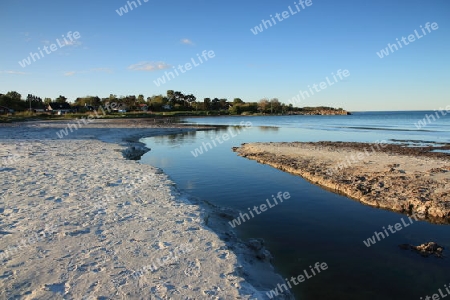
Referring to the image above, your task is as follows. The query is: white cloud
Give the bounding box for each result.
[181,38,194,45]
[64,71,76,76]
[63,68,113,76]
[63,40,82,47]
[0,70,29,75]
[127,61,171,71]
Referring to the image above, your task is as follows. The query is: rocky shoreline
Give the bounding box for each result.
[233,141,450,223]
[287,109,350,115]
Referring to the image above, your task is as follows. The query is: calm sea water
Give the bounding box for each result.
[140,111,450,300]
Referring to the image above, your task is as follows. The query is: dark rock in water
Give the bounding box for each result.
[247,238,264,251]
[217,207,237,221]
[256,249,273,261]
[399,242,445,258]
[246,238,273,262]
[122,145,150,160]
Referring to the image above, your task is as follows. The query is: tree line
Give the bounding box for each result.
[0,90,346,115]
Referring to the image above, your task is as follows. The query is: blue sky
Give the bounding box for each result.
[1,0,449,111]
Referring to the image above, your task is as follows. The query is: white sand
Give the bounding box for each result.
[0,120,290,300]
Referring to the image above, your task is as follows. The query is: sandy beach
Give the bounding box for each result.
[0,120,292,300]
[234,141,450,223]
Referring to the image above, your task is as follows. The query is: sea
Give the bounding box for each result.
[140,111,450,300]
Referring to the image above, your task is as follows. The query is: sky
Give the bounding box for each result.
[1,0,449,111]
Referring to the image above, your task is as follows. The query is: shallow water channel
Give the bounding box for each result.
[140,125,450,300]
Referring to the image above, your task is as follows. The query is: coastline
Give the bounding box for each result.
[233,141,450,223]
[0,120,293,300]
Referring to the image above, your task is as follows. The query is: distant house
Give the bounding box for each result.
[48,102,72,114]
[103,102,127,112]
[0,106,13,115]
[162,104,172,110]
[138,104,148,111]
[83,105,95,111]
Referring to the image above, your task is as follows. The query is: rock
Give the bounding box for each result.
[256,249,273,261]
[246,238,273,262]
[399,242,445,258]
[122,145,150,160]
[246,238,264,251]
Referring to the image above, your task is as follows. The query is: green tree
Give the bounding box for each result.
[1,92,26,111]
[173,91,186,107]
[55,95,67,103]
[74,96,101,107]
[121,95,136,110]
[137,94,145,104]
[229,104,242,115]
[149,95,166,111]
[185,94,196,110]
[26,94,44,110]
[211,98,220,110]
[219,99,228,110]
[6,91,21,101]
[270,98,281,114]
[203,98,211,110]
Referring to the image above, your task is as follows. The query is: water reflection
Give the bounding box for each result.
[259,126,279,132]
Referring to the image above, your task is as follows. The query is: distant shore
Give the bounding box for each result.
[233,141,450,223]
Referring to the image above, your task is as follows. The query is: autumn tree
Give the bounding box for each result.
[258,98,269,113]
